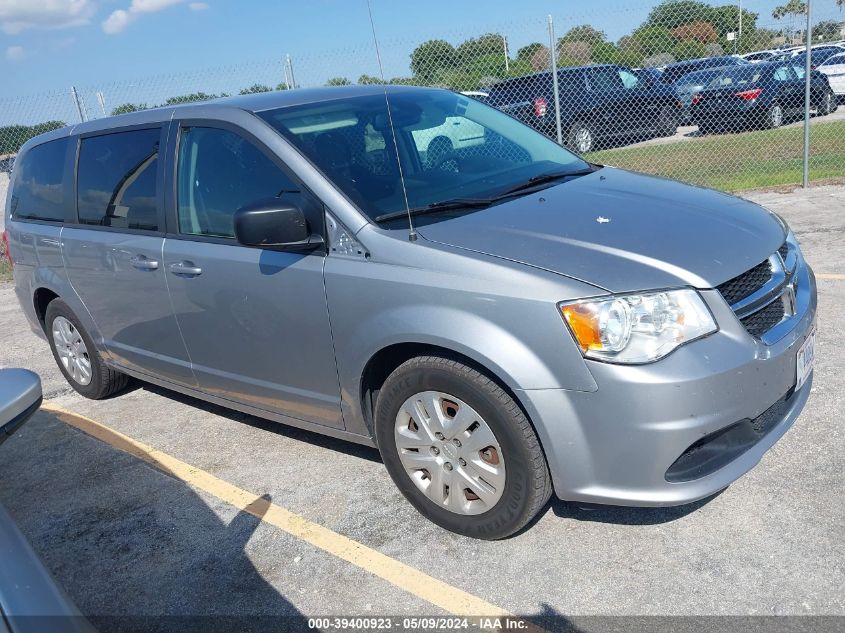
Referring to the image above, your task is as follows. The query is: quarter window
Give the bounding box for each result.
[176,127,298,238]
[10,137,69,222]
[77,128,160,231]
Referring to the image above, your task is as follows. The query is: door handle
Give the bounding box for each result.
[169,261,203,277]
[129,255,159,271]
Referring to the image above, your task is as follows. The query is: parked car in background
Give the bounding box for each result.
[791,45,845,71]
[660,55,748,85]
[672,67,734,123]
[0,368,91,632]
[460,90,489,104]
[816,51,845,100]
[690,61,836,134]
[487,64,681,152]
[741,50,779,63]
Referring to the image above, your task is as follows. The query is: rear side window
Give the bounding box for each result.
[176,127,298,239]
[10,137,69,222]
[77,128,160,231]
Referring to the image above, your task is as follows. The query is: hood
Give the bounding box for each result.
[416,168,785,293]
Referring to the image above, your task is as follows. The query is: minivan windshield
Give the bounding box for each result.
[259,90,591,224]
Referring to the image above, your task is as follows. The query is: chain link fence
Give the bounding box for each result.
[1,0,844,193]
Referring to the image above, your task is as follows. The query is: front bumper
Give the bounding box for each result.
[519,261,817,507]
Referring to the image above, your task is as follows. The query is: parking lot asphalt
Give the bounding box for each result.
[0,185,843,628]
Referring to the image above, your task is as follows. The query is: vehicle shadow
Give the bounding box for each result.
[547,489,724,526]
[0,409,313,632]
[138,382,383,464]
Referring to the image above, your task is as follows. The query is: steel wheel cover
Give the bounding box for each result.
[52,316,92,386]
[394,391,506,516]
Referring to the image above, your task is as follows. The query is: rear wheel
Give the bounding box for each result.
[567,120,595,154]
[818,90,835,116]
[763,103,784,129]
[375,355,552,539]
[45,299,129,399]
[657,105,679,137]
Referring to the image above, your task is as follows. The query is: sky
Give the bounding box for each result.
[1,0,842,124]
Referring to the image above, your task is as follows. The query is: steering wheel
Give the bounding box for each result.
[429,150,462,172]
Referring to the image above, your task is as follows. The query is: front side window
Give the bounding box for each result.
[590,67,623,91]
[793,65,806,80]
[177,127,299,238]
[10,137,69,222]
[618,69,640,90]
[77,128,160,231]
[773,66,792,82]
[259,90,589,223]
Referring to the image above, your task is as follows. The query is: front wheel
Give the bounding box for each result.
[375,356,552,539]
[567,120,595,153]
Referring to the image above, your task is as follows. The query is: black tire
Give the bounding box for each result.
[567,120,595,154]
[45,299,129,399]
[818,90,835,116]
[762,103,784,129]
[657,104,679,137]
[375,355,552,539]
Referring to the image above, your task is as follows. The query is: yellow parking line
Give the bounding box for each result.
[41,402,528,623]
[817,273,845,280]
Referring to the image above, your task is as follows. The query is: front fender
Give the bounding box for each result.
[325,247,599,437]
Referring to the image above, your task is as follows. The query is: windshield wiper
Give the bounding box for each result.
[374,197,495,223]
[500,166,596,195]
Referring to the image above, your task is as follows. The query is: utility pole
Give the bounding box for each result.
[503,36,509,73]
[70,86,86,123]
[802,0,812,187]
[548,15,563,145]
[286,54,296,90]
[738,0,743,53]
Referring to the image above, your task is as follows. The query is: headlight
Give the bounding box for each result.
[559,289,717,364]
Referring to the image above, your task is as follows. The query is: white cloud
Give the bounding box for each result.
[188,2,208,10]
[5,45,24,61]
[102,8,130,34]
[102,0,198,34]
[0,0,93,34]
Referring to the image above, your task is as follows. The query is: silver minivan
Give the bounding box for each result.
[5,86,816,538]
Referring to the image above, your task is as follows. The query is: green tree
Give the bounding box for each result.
[111,103,147,115]
[239,84,272,95]
[164,92,224,105]
[647,1,712,30]
[631,25,676,57]
[357,74,384,85]
[558,24,606,46]
[274,82,292,91]
[591,41,622,64]
[772,0,806,20]
[455,33,506,65]
[325,77,352,86]
[812,20,844,42]
[672,39,707,60]
[410,39,457,83]
[708,5,758,38]
[515,42,545,62]
[0,121,65,154]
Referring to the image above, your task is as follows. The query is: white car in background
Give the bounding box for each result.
[816,51,845,99]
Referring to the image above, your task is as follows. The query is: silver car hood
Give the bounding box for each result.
[416,167,786,293]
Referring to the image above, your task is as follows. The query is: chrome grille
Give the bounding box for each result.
[718,241,795,342]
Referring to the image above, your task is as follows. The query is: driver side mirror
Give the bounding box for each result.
[234,199,324,252]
